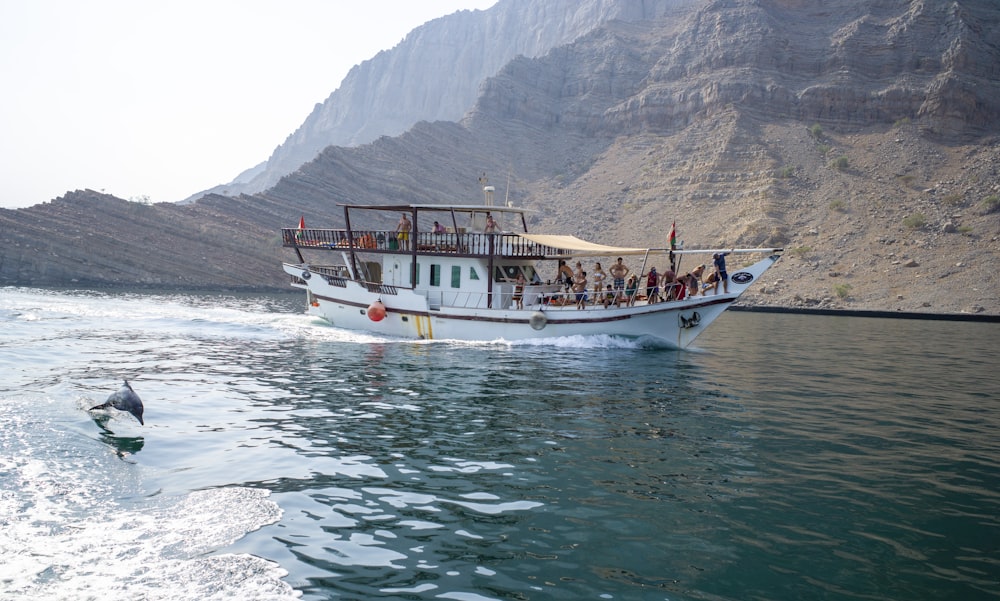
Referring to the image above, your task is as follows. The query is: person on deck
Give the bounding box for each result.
[609,257,629,297]
[591,262,606,301]
[557,260,575,291]
[573,271,588,309]
[688,264,706,297]
[703,269,721,294]
[433,221,447,234]
[625,274,639,306]
[646,267,660,304]
[662,269,680,301]
[712,252,730,294]
[602,284,618,308]
[484,213,498,233]
[513,273,526,310]
[396,213,412,249]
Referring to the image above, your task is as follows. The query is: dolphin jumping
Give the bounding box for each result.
[90,380,145,425]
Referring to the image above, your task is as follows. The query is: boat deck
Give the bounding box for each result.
[282,228,561,259]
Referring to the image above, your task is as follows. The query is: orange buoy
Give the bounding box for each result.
[367,300,386,322]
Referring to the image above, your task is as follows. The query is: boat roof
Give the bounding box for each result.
[517,234,782,258]
[518,234,648,255]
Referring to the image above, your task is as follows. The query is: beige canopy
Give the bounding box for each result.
[516,234,651,256]
[517,233,783,258]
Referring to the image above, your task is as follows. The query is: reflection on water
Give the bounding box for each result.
[223,314,1000,600]
[2,288,998,601]
[91,414,145,457]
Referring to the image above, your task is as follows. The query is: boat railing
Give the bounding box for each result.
[419,284,698,311]
[282,228,558,257]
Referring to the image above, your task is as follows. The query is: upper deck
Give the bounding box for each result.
[281,227,563,259]
[283,203,565,260]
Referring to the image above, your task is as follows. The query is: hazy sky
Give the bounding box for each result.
[0,0,496,209]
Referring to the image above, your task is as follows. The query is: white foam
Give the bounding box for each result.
[0,397,298,601]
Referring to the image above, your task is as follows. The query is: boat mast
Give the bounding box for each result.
[344,205,360,281]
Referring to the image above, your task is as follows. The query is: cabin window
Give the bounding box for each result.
[451,266,461,288]
[469,267,479,280]
[495,265,521,282]
[430,264,441,287]
[412,263,419,285]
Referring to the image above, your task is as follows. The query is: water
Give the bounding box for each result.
[1,287,997,600]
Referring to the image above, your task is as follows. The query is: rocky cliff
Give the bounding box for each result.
[2,0,997,315]
[194,0,687,199]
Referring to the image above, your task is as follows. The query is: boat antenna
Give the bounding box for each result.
[479,172,494,206]
[504,169,511,207]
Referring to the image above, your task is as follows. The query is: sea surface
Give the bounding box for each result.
[1,287,997,601]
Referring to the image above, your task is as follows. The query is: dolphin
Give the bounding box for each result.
[90,380,145,425]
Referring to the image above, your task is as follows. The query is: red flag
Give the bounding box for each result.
[298,216,305,230]
[668,221,676,249]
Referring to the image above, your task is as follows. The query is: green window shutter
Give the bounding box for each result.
[451,265,461,288]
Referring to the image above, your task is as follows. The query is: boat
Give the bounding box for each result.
[280,199,782,348]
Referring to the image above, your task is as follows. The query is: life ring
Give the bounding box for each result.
[367,300,386,322]
[529,311,547,330]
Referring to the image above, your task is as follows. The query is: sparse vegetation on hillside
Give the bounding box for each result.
[981,195,1000,214]
[833,283,852,299]
[830,156,849,171]
[903,213,927,229]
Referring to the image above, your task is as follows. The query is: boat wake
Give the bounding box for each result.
[0,395,298,601]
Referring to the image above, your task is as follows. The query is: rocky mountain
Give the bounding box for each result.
[2,0,998,316]
[193,0,687,199]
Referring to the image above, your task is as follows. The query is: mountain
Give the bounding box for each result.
[2,0,998,316]
[191,0,687,200]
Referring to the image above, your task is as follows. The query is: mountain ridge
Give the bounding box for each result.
[1,0,997,316]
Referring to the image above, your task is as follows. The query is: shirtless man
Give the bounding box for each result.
[609,257,629,297]
[556,260,574,291]
[396,213,411,249]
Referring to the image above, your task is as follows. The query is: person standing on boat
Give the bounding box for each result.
[688,264,706,297]
[513,273,526,309]
[662,268,680,301]
[573,271,588,309]
[591,262,606,301]
[625,274,639,306]
[712,252,730,293]
[609,257,629,297]
[433,221,446,234]
[646,267,660,303]
[484,213,498,233]
[557,260,574,292]
[396,213,412,249]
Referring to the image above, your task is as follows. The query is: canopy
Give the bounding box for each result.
[517,234,784,258]
[516,234,650,256]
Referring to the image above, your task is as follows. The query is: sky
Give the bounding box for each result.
[0,0,497,209]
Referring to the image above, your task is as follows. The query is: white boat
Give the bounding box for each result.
[281,202,782,348]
